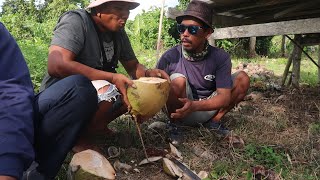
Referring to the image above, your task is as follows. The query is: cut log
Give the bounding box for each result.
[68,150,116,180]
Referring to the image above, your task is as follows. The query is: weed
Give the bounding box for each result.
[309,123,320,135]
[244,144,288,171]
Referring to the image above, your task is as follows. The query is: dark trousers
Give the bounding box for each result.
[32,75,98,179]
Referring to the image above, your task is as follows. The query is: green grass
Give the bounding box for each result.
[18,40,48,92]
[233,56,319,86]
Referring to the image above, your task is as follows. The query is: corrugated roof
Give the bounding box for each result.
[211,0,320,27]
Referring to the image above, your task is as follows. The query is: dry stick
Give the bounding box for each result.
[132,114,149,161]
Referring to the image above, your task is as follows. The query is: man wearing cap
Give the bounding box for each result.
[156,0,250,140]
[39,0,169,154]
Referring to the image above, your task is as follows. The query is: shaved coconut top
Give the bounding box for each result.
[70,149,116,179]
[135,77,168,83]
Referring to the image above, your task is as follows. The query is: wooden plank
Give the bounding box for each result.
[211,18,320,40]
[273,2,315,18]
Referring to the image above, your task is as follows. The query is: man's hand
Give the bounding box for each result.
[145,69,170,82]
[170,98,194,119]
[111,73,136,110]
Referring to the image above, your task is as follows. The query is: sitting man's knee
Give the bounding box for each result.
[170,77,186,95]
[69,75,92,87]
[237,71,250,90]
[68,75,97,106]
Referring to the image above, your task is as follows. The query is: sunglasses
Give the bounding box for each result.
[177,24,204,35]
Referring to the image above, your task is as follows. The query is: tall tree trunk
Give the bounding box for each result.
[281,35,286,57]
[291,35,303,88]
[249,37,257,58]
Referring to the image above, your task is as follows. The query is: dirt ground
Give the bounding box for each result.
[110,86,319,180]
[58,66,320,180]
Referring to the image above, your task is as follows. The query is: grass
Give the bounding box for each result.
[18,40,48,92]
[233,56,319,86]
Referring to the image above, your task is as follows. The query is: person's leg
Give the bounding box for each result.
[73,82,127,153]
[166,74,188,120]
[33,75,98,179]
[212,71,250,122]
[167,73,218,126]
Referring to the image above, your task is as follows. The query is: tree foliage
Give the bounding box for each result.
[177,0,190,10]
[0,0,88,43]
[126,7,177,50]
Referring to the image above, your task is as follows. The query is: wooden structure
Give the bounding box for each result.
[167,0,320,87]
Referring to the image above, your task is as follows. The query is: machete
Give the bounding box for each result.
[168,157,201,180]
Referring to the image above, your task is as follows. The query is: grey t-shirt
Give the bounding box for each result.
[156,45,232,99]
[40,9,136,91]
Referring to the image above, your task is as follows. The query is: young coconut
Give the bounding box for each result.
[68,149,116,180]
[127,77,170,117]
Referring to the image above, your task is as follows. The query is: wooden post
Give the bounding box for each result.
[249,37,257,58]
[156,0,165,60]
[281,54,293,86]
[291,35,303,88]
[281,35,286,57]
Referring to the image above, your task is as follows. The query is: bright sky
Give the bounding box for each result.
[0,0,179,18]
[0,0,4,11]
[129,0,179,20]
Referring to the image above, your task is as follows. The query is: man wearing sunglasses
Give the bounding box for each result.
[157,0,250,141]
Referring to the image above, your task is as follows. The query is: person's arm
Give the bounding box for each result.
[118,29,170,81]
[170,88,231,119]
[191,88,231,111]
[121,59,170,81]
[0,23,34,179]
[0,176,16,180]
[48,45,115,81]
[47,45,134,107]
[121,59,146,79]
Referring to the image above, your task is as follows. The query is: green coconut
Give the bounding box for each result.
[68,150,116,180]
[127,77,170,117]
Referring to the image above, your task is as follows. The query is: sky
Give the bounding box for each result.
[129,0,179,20]
[0,0,179,18]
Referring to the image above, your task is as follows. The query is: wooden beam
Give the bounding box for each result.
[211,18,320,40]
[166,8,256,27]
[273,2,315,18]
